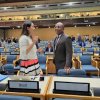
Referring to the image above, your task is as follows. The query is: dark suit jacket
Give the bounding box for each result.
[79,41,86,47]
[53,34,72,70]
[45,47,53,52]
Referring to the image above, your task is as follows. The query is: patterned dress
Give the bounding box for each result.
[19,35,41,76]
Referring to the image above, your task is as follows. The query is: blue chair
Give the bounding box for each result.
[3,64,14,75]
[57,69,86,77]
[70,69,86,77]
[78,55,99,77]
[2,55,17,75]
[8,48,16,52]
[86,48,94,52]
[38,54,46,71]
[0,95,32,100]
[0,47,4,53]
[74,48,82,53]
[6,55,17,64]
[15,43,19,48]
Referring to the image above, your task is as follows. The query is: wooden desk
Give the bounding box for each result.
[46,55,53,60]
[46,76,100,100]
[0,76,51,100]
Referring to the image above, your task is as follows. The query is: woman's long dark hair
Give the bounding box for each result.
[21,20,33,36]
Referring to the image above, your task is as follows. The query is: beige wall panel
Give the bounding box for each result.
[64,26,100,37]
[34,28,56,41]
[3,26,100,40]
[6,29,21,38]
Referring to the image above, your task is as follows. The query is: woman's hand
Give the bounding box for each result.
[32,35,38,43]
[37,47,43,53]
[40,70,43,76]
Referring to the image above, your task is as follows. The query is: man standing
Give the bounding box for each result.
[53,22,72,74]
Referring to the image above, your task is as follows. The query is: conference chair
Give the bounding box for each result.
[3,55,17,64]
[70,69,86,77]
[57,69,86,77]
[14,43,19,48]
[1,55,17,75]
[77,55,99,77]
[38,54,46,73]
[3,64,14,75]
[0,47,5,53]
[86,47,94,52]
[0,95,32,100]
[73,48,82,53]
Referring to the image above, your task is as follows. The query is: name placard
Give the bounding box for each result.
[53,81,91,96]
[8,80,40,93]
[45,52,54,55]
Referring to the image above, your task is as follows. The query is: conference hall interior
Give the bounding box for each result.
[0,0,100,100]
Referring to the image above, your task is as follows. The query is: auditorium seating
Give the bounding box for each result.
[57,69,86,77]
[3,64,14,75]
[78,55,99,77]
[73,48,82,53]
[1,55,17,75]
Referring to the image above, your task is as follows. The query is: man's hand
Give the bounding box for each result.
[64,67,71,74]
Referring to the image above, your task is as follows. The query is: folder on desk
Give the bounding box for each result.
[0,74,8,82]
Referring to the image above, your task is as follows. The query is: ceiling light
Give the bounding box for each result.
[68,2,73,6]
[74,25,77,27]
[92,22,96,25]
[17,26,20,28]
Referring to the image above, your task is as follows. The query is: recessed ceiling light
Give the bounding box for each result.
[68,2,73,6]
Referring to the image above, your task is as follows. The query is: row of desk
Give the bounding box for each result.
[0,76,100,100]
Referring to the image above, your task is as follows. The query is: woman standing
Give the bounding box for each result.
[19,20,43,76]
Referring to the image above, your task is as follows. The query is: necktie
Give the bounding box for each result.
[55,36,60,50]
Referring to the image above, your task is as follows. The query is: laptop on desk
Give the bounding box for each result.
[6,76,40,93]
[53,81,91,96]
